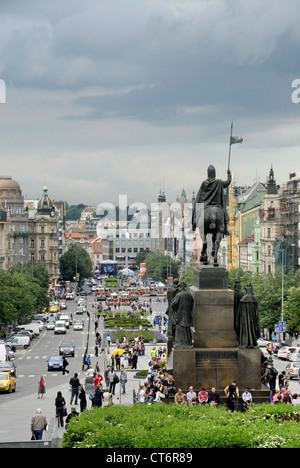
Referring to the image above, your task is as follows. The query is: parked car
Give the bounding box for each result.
[288,347,300,362]
[278,347,294,360]
[6,335,30,349]
[284,362,300,379]
[257,338,270,347]
[0,343,10,362]
[59,341,75,357]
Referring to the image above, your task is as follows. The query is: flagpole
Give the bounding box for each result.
[228,121,233,171]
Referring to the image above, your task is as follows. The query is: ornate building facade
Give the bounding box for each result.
[27,186,60,284]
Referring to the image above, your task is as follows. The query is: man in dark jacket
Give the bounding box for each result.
[69,373,81,405]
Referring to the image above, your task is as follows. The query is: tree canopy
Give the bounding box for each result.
[60,244,92,283]
[180,266,300,337]
[0,264,50,332]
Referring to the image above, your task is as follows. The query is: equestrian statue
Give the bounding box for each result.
[192,165,231,266]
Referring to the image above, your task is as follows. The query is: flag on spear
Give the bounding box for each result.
[228,122,243,171]
[230,136,243,145]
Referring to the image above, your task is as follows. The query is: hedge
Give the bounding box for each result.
[62,403,300,449]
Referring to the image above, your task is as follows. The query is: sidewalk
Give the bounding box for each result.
[0,315,165,445]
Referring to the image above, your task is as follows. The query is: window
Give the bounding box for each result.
[41,239,45,248]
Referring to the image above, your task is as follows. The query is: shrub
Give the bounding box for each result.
[62,403,300,449]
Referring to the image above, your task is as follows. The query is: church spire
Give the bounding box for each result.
[267,165,277,195]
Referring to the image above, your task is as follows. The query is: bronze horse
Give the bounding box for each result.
[199,205,225,267]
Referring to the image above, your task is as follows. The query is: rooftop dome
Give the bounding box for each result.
[0,176,21,190]
[37,185,55,214]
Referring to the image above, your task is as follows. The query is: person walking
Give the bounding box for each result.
[55,391,66,427]
[108,367,118,395]
[31,409,48,441]
[131,351,138,370]
[93,385,104,408]
[69,373,81,405]
[79,384,87,412]
[224,380,239,413]
[104,365,110,387]
[38,375,46,399]
[62,357,69,375]
[120,365,127,394]
[84,354,91,371]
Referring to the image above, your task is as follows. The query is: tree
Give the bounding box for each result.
[60,244,93,283]
[0,269,50,331]
[143,252,180,283]
[284,286,300,336]
[228,267,300,338]
[180,267,194,288]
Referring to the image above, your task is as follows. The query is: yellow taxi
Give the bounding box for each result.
[0,371,16,393]
[49,304,60,313]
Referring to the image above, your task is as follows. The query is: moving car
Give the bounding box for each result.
[47,355,64,371]
[46,322,55,330]
[54,321,67,335]
[74,320,84,331]
[59,341,75,357]
[0,361,17,377]
[76,306,85,315]
[0,371,16,393]
[59,314,70,328]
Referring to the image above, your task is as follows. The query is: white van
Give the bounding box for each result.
[16,323,40,337]
[6,335,30,349]
[54,320,67,335]
[0,343,8,361]
[59,315,70,328]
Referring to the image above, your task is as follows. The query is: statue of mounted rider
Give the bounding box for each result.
[192,165,231,267]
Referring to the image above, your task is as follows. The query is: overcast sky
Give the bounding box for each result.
[0,0,300,207]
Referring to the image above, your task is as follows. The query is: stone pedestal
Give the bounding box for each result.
[173,266,264,396]
[194,265,228,290]
[191,287,236,349]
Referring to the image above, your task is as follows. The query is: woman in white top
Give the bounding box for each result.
[102,387,113,407]
[138,385,145,403]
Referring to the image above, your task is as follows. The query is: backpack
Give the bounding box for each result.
[113,373,120,384]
